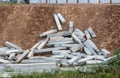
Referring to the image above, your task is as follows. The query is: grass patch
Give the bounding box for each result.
[12,48,120,78]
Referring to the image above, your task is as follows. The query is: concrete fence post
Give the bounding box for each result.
[88,0,89,3]
[99,0,100,3]
[110,0,112,4]
[56,0,58,4]
[17,0,20,4]
[66,0,68,4]
[46,0,49,4]
[77,0,79,3]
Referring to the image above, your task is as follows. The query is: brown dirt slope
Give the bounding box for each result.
[0,4,120,52]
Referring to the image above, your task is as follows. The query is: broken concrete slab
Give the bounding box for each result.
[16,50,30,63]
[66,54,77,59]
[22,58,56,63]
[52,50,71,55]
[101,49,111,58]
[37,37,49,50]
[29,56,61,63]
[75,28,85,37]
[86,60,103,65]
[27,41,44,58]
[57,13,66,24]
[86,39,100,53]
[0,59,11,64]
[54,44,61,47]
[0,47,9,56]
[60,44,80,47]
[74,29,86,42]
[72,32,83,46]
[103,54,119,64]
[68,56,81,65]
[84,30,91,39]
[27,49,34,58]
[40,29,57,37]
[87,27,96,38]
[86,55,105,61]
[49,38,73,43]
[69,21,74,32]
[53,14,62,30]
[35,47,67,54]
[5,49,23,55]
[47,31,72,37]
[5,41,23,51]
[84,47,93,55]
[49,36,64,42]
[78,56,95,63]
[8,53,16,60]
[47,40,74,46]
[84,40,97,55]
[31,41,42,50]
[50,55,66,59]
[71,53,87,58]
[5,62,58,73]
[70,45,83,52]
[1,73,11,78]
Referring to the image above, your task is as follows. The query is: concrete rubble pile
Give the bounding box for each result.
[0,13,118,73]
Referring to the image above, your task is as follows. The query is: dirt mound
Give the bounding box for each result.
[0,4,120,52]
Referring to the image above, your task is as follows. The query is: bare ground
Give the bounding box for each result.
[0,4,120,52]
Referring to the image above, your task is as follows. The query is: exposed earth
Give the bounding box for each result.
[0,4,120,52]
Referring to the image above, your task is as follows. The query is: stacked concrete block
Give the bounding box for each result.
[0,13,116,72]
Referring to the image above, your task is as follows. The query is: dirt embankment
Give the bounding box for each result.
[0,4,120,52]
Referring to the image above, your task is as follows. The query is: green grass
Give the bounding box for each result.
[12,48,120,78]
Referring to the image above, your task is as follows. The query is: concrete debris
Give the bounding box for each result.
[0,13,116,73]
[101,49,111,58]
[84,47,93,55]
[5,49,23,55]
[47,31,72,37]
[87,27,96,38]
[37,37,49,50]
[70,45,83,52]
[84,30,91,39]
[16,50,30,63]
[68,56,81,65]
[35,47,67,54]
[40,29,57,37]
[52,50,71,55]
[49,36,64,42]
[53,14,62,30]
[57,13,66,24]
[47,40,74,46]
[86,60,103,65]
[5,41,23,51]
[69,21,74,32]
[75,28,86,42]
[0,59,11,64]
[8,53,16,60]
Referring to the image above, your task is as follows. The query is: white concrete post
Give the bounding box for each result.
[53,14,62,30]
[40,29,57,37]
[5,41,23,51]
[57,13,66,24]
[69,21,74,32]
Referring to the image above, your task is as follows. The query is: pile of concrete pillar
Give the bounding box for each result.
[0,13,118,68]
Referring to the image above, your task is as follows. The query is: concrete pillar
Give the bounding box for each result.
[57,13,66,24]
[53,14,62,30]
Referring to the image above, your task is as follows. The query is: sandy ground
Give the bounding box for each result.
[0,4,119,52]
